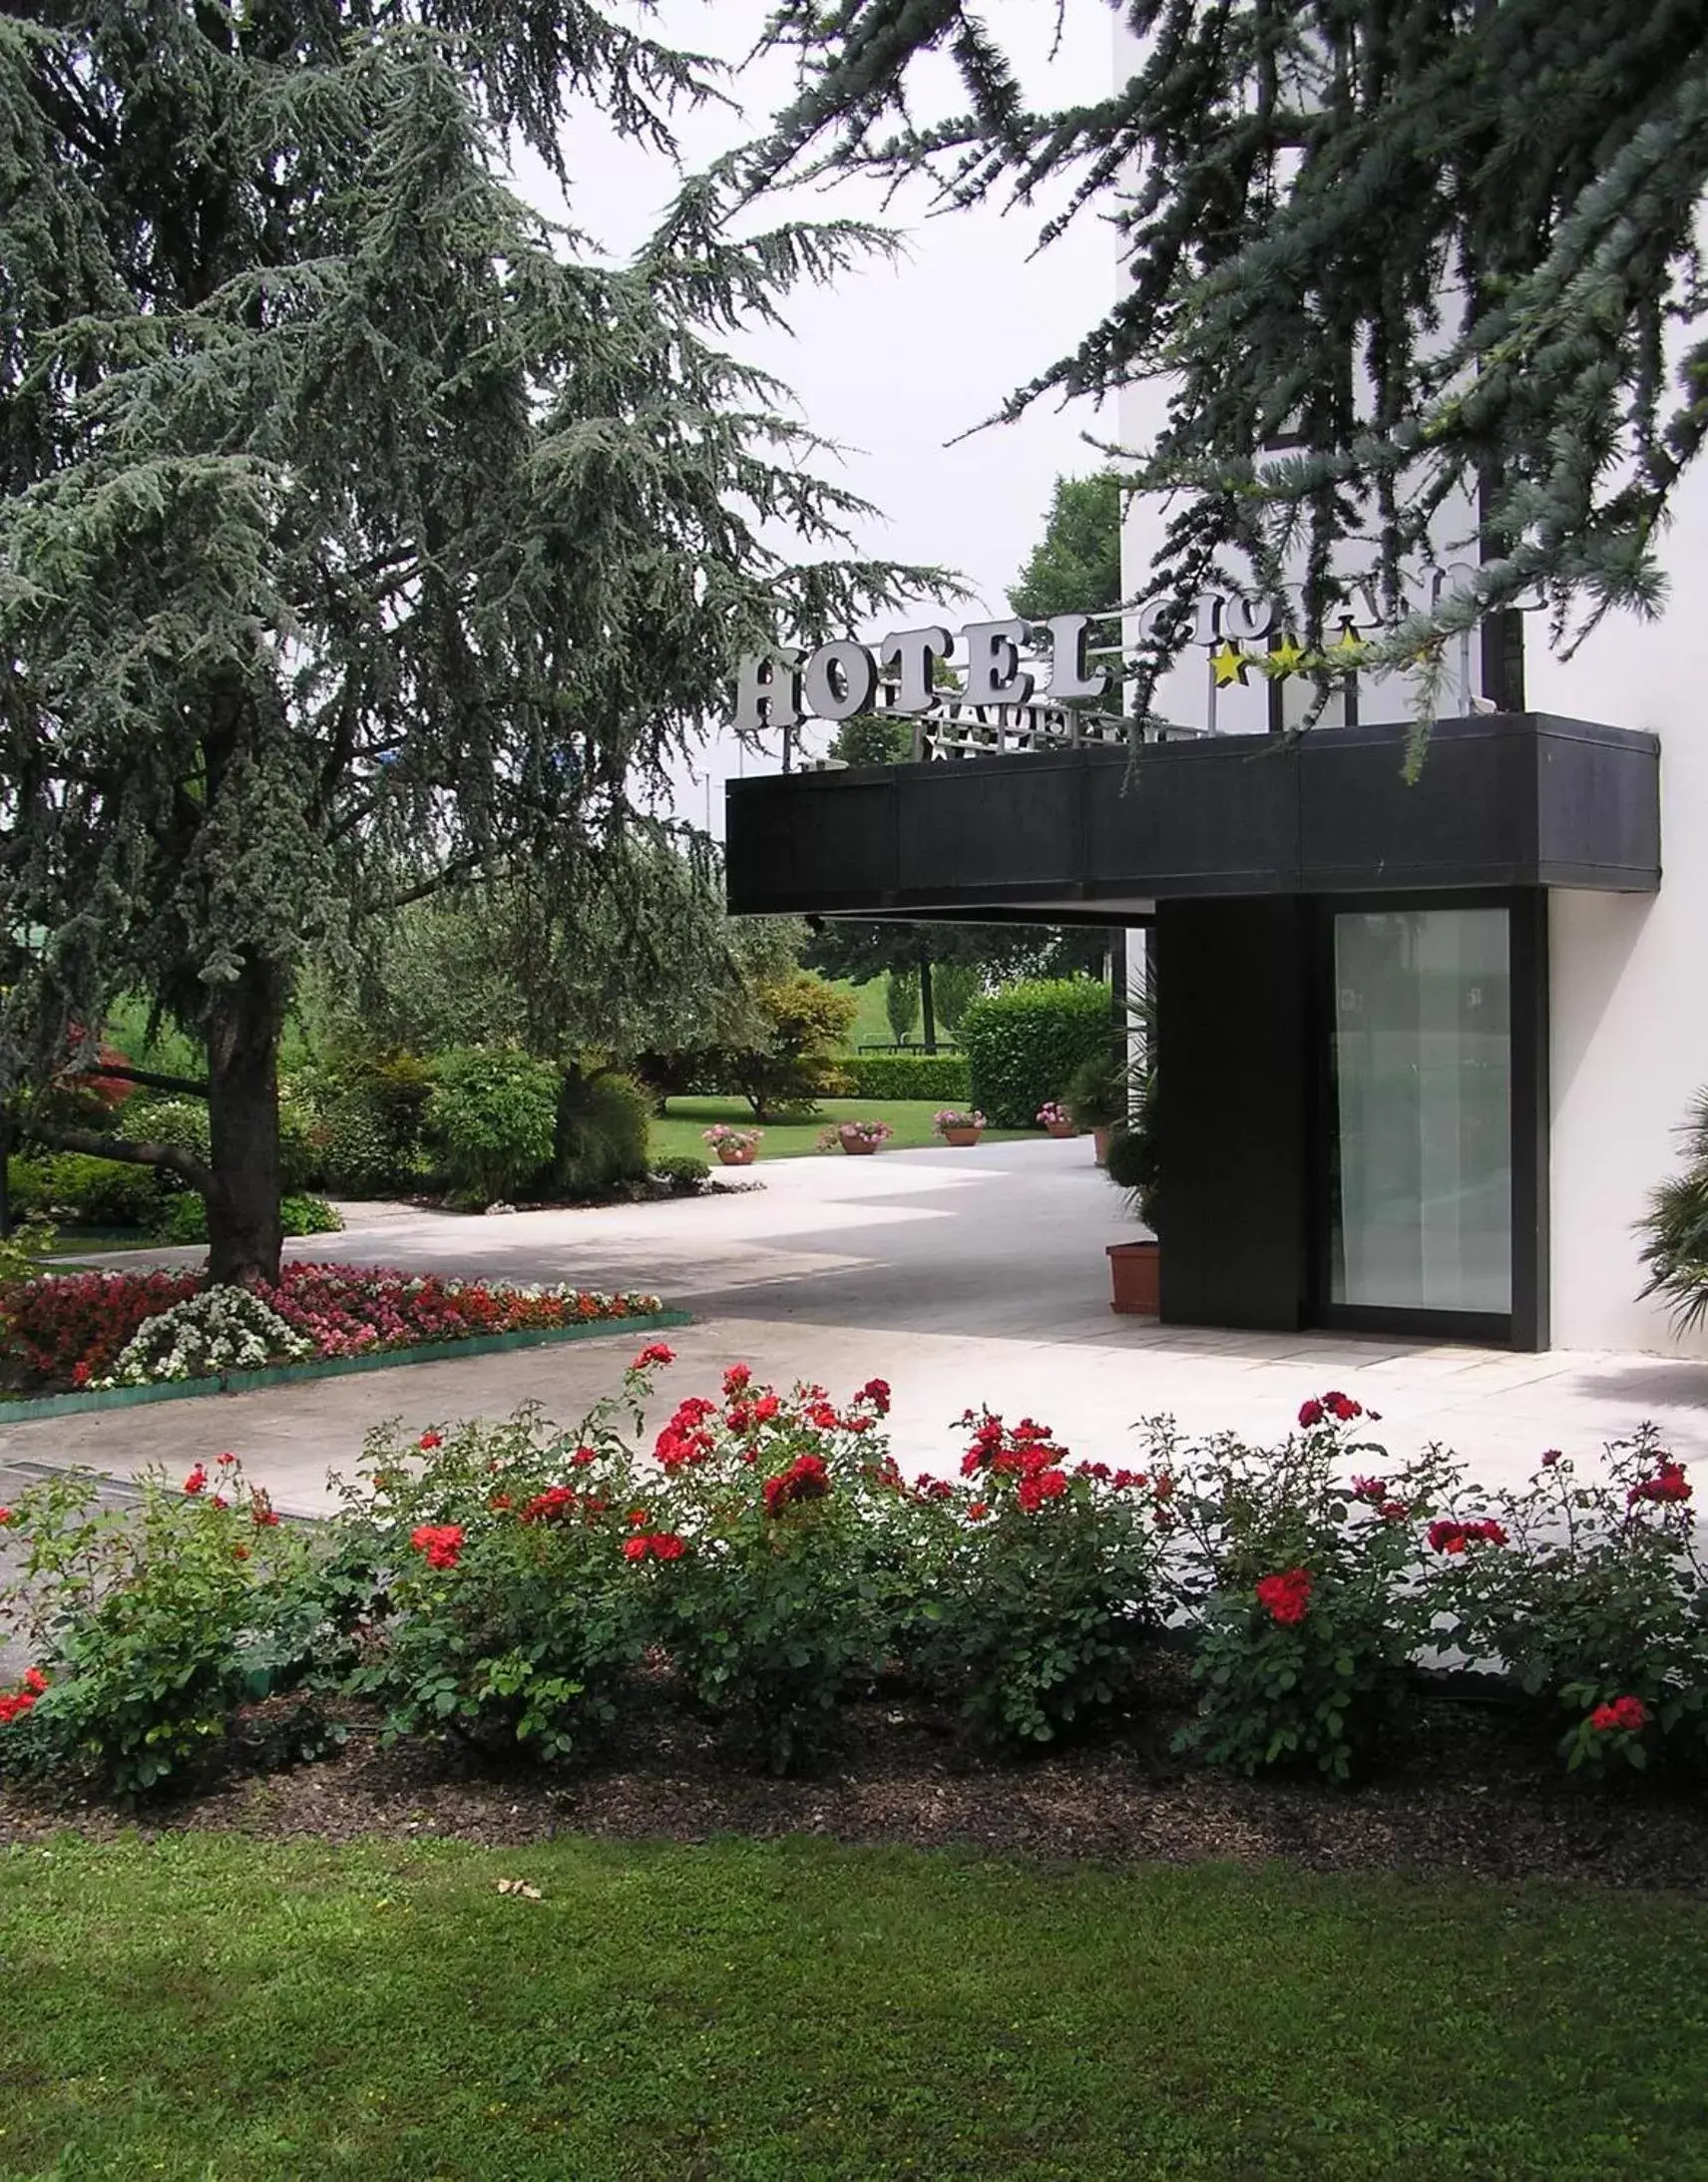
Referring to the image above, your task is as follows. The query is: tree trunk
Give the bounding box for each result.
[920,959,937,1054]
[204,958,286,1286]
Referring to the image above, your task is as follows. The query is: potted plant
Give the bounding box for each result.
[932,1107,987,1147]
[1063,1051,1125,1165]
[818,1118,894,1156]
[702,1122,763,1167]
[1036,1099,1075,1138]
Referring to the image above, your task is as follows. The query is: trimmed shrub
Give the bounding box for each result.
[6,1153,158,1229]
[847,1054,970,1101]
[152,1192,344,1246]
[424,1048,558,1204]
[289,1055,433,1195]
[957,979,1115,1128]
[553,1071,651,1194]
[652,1154,710,1194]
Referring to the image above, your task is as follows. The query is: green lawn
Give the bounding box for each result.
[652,1096,1033,1162]
[0,1834,1702,2180]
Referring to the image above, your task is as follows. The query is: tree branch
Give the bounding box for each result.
[83,1065,209,1098]
[19,1120,214,1195]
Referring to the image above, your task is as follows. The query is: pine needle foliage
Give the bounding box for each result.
[0,0,938,1279]
[749,1,1708,711]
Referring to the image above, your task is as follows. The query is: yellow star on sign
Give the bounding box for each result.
[1330,624,1368,661]
[1209,641,1250,687]
[1261,636,1306,680]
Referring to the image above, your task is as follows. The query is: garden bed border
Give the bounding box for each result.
[0,1310,693,1421]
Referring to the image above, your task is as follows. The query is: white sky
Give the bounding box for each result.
[513,1,1120,831]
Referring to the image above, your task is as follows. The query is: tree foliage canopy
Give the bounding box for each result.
[749,1,1708,703]
[0,0,934,1274]
[1008,472,1123,625]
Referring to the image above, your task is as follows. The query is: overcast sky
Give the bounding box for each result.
[515,1,1119,829]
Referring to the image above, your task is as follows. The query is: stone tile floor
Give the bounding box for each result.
[0,1137,1702,1520]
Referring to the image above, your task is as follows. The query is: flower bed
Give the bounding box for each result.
[3,1361,1704,1806]
[0,1262,668,1395]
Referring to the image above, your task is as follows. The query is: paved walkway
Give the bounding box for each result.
[3,1139,1706,1517]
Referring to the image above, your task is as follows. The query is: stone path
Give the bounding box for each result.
[0,1139,1703,1523]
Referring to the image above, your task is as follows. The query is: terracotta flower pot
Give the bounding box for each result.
[1092,1125,1112,1167]
[716,1144,756,1166]
[1046,1121,1076,1139]
[1106,1239,1160,1316]
[841,1137,879,1154]
[940,1127,983,1147]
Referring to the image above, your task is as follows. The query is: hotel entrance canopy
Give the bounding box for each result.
[724,711,1660,1355]
[725,712,1659,923]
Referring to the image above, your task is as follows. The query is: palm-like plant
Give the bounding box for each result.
[1638,1090,1708,1330]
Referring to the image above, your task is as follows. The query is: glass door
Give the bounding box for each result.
[1328,906,1512,1318]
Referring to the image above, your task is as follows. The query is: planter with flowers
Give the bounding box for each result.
[702,1123,763,1167]
[932,1108,987,1148]
[818,1119,894,1157]
[1036,1100,1075,1139]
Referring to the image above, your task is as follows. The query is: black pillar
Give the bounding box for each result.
[1155,896,1313,1331]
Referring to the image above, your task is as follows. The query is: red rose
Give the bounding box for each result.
[1255,1568,1312,1625]
[632,1342,675,1370]
[1629,1461,1692,1506]
[856,1377,892,1416]
[1589,1696,1649,1733]
[753,1394,780,1423]
[1298,1399,1325,1429]
[1428,1519,1467,1554]
[650,1532,685,1560]
[0,1509,12,1527]
[409,1524,464,1570]
[216,1452,236,1468]
[572,1446,598,1468]
[418,1430,444,1451]
[22,1668,47,1695]
[622,1536,649,1561]
[967,1503,991,1522]
[183,1464,208,1496]
[723,1362,752,1395]
[1350,1475,1386,1502]
[1324,1391,1363,1422]
[1379,1500,1410,1522]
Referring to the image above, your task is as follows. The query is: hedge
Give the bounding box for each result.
[846,1054,970,1101]
[957,979,1115,1127]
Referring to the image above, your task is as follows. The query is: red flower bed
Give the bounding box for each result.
[0,1261,666,1394]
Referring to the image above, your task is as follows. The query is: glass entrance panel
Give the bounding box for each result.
[1329,908,1511,1316]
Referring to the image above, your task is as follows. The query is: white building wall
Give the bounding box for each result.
[1529,472,1708,1358]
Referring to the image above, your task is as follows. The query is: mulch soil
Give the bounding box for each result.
[5,1657,1707,1889]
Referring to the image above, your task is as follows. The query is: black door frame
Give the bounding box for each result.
[1307,887,1549,1351]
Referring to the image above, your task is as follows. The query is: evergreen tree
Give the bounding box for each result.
[0,0,934,1280]
[749,2,1708,713]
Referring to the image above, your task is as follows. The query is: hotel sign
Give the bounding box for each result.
[732,569,1497,734]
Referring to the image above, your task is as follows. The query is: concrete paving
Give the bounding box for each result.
[2,1138,1705,1519]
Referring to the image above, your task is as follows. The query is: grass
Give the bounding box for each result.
[651,1097,1029,1163]
[0,1833,1704,2181]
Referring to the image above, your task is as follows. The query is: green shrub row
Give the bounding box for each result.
[2,1373,1698,1797]
[845,1054,970,1100]
[957,978,1115,1128]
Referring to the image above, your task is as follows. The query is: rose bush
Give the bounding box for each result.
[900,1409,1167,1748]
[1426,1429,1708,1776]
[640,1360,905,1773]
[1166,1393,1460,1781]
[0,1456,341,1795]
[339,1398,652,1762]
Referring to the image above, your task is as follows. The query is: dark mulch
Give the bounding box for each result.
[5,1658,1707,1890]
